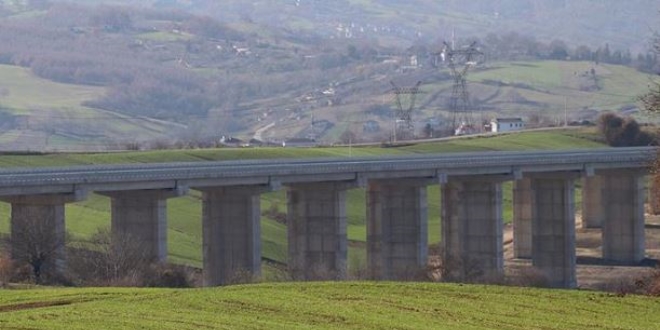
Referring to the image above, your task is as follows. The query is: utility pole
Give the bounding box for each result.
[564,97,568,127]
[310,114,315,139]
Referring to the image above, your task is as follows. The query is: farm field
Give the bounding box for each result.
[415,61,648,121]
[1,282,659,329]
[468,61,647,112]
[0,57,650,150]
[0,65,179,150]
[0,129,605,268]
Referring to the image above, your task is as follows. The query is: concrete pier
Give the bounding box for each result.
[531,176,576,288]
[513,178,533,259]
[287,181,357,280]
[600,171,646,264]
[367,179,429,280]
[581,176,603,229]
[101,188,186,263]
[199,185,270,286]
[4,192,86,275]
[442,178,503,281]
[649,175,660,215]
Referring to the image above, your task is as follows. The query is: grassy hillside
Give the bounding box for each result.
[0,129,605,268]
[1,282,659,329]
[469,61,647,113]
[1,1,657,150]
[288,60,651,145]
[0,65,180,150]
[416,61,648,126]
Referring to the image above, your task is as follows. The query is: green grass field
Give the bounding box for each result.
[0,282,658,329]
[0,64,178,148]
[0,129,605,268]
[467,61,646,115]
[412,61,650,133]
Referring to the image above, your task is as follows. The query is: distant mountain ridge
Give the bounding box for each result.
[47,1,660,51]
[47,0,660,53]
[146,0,659,51]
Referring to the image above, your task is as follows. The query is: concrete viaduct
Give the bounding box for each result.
[0,147,656,288]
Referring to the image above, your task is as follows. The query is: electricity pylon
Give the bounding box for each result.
[441,41,482,135]
[390,81,422,141]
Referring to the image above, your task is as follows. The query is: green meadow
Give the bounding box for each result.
[0,129,605,268]
[0,64,177,147]
[467,61,645,116]
[1,282,659,330]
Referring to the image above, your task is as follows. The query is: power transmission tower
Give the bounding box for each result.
[441,41,482,135]
[390,81,422,141]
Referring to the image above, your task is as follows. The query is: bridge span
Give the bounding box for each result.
[0,147,656,288]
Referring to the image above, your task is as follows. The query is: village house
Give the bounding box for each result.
[490,117,525,133]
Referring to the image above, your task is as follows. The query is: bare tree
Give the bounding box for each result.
[339,129,357,144]
[642,81,660,114]
[642,33,660,114]
[7,210,66,284]
[68,228,150,285]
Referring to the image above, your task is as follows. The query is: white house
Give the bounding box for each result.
[491,118,525,133]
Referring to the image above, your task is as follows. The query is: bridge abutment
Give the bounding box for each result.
[442,178,504,281]
[366,179,429,280]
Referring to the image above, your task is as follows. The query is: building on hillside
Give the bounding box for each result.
[490,118,525,133]
[220,136,244,147]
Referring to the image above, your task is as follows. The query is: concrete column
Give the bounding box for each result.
[649,175,660,215]
[3,192,86,277]
[100,188,186,263]
[287,181,357,280]
[442,179,503,281]
[581,176,603,229]
[200,185,270,286]
[513,178,533,259]
[367,179,428,280]
[601,172,646,264]
[531,176,576,289]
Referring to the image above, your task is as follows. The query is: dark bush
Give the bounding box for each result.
[143,264,195,288]
[597,112,655,147]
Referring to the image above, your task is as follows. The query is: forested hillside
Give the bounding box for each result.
[59,0,660,51]
[0,0,657,150]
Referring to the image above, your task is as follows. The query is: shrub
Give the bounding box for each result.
[143,264,195,288]
[506,267,549,288]
[636,266,660,296]
[67,229,150,286]
[597,266,660,296]
[597,112,655,147]
[262,202,287,224]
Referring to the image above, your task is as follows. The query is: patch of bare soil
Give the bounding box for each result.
[0,300,73,313]
[502,211,660,290]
